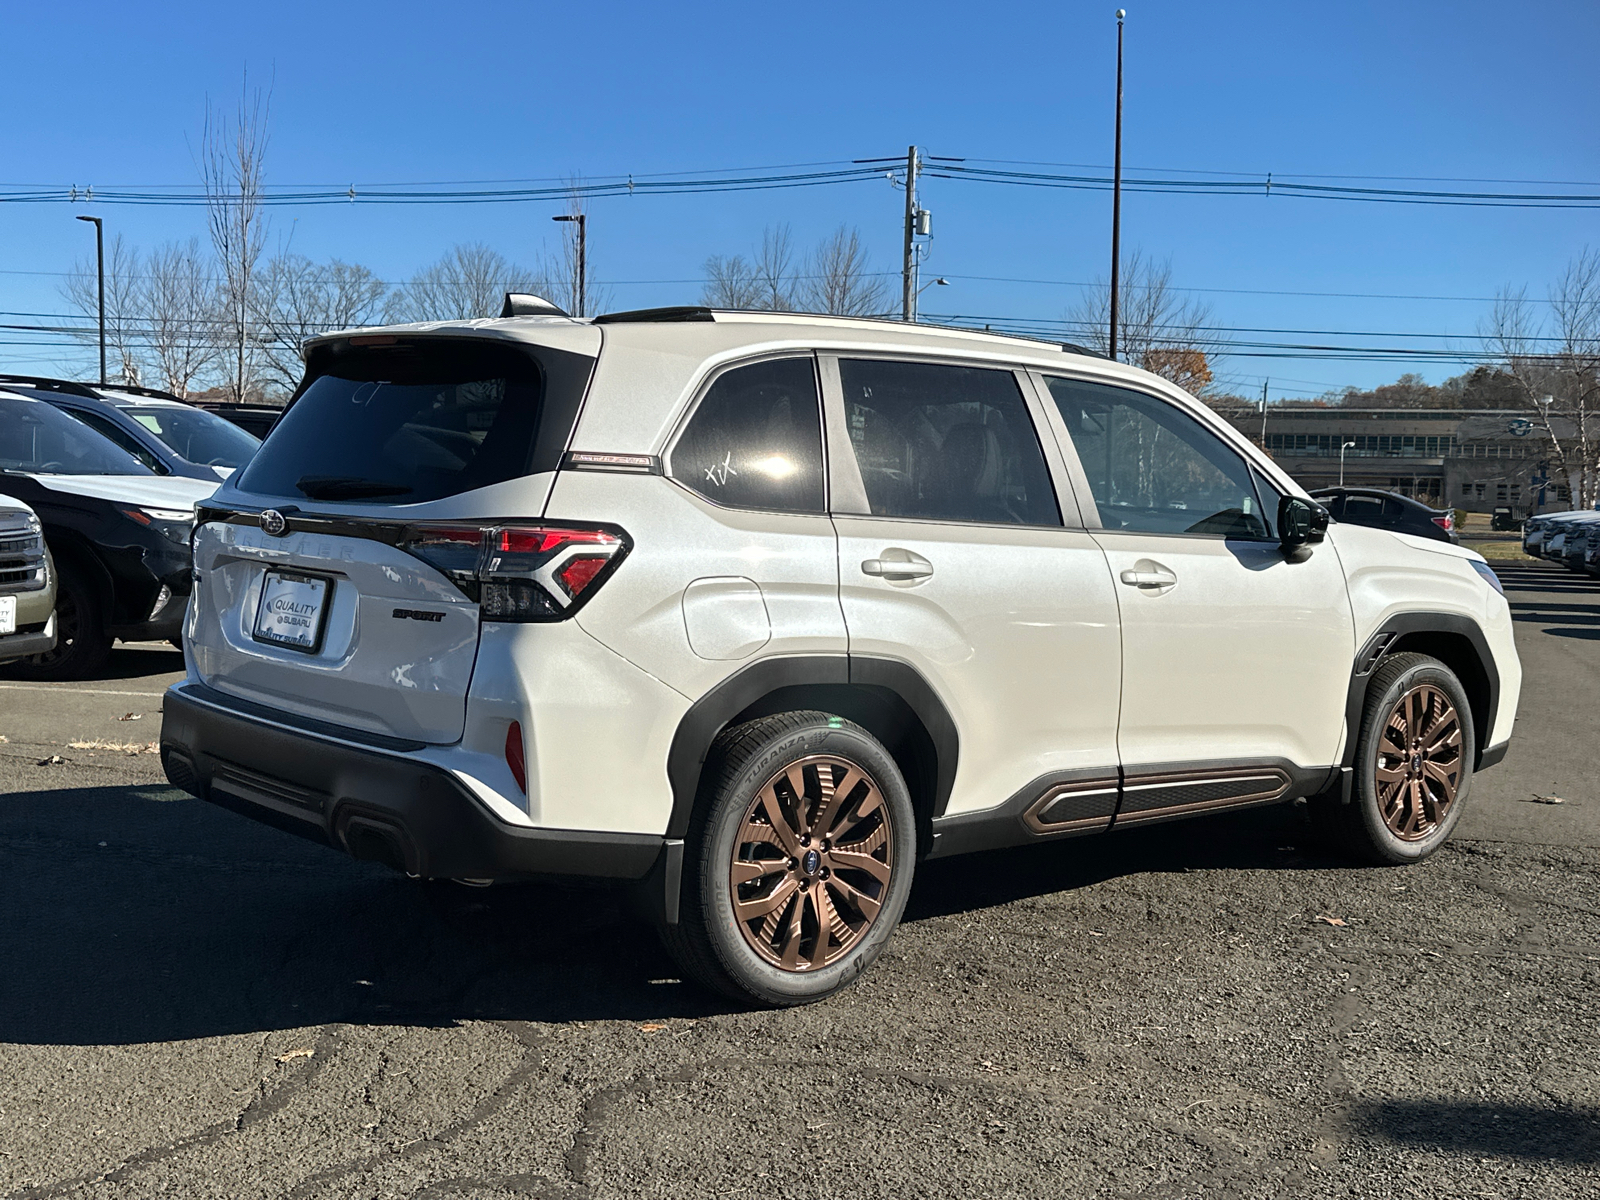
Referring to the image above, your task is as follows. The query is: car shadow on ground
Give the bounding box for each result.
[0,783,1334,1046]
[1350,1099,1600,1165]
[0,643,184,684]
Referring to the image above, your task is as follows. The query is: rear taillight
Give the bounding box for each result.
[1432,514,1454,532]
[398,522,628,621]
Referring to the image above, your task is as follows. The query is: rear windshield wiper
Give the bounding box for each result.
[295,475,414,500]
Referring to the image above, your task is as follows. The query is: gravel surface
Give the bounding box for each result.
[2,566,1597,1199]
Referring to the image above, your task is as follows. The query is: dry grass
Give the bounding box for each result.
[66,739,160,755]
[1462,540,1536,562]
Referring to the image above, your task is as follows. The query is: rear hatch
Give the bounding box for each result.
[188,327,601,744]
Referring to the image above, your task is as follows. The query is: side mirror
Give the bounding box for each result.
[1279,495,1329,554]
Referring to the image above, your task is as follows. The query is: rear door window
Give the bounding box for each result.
[669,357,825,513]
[836,359,1059,526]
[235,339,594,503]
[1342,495,1387,523]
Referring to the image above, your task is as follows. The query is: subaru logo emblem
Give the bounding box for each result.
[260,509,288,537]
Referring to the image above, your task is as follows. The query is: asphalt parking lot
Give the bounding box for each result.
[2,558,1598,1199]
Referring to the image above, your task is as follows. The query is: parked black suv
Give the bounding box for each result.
[1310,487,1458,544]
[0,391,220,678]
[0,375,260,483]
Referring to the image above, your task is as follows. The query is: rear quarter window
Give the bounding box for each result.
[236,339,595,504]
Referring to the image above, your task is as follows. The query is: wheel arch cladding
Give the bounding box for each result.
[664,655,958,852]
[1346,612,1498,769]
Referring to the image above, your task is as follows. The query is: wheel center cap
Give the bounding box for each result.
[802,849,822,877]
[1411,752,1425,775]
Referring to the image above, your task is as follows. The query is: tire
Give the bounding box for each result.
[1331,652,1476,865]
[660,711,917,1007]
[10,559,113,681]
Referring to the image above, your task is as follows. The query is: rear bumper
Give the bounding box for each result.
[159,681,663,883]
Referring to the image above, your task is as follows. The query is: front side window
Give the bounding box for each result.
[837,359,1059,526]
[125,406,261,469]
[671,357,825,513]
[1045,376,1269,538]
[0,397,154,476]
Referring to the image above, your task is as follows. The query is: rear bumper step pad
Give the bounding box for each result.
[160,682,662,883]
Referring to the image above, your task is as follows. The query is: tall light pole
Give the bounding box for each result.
[1108,9,1126,360]
[1340,440,1356,487]
[552,213,586,318]
[75,215,105,385]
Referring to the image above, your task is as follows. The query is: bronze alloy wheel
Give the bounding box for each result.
[1375,683,1463,841]
[728,754,895,972]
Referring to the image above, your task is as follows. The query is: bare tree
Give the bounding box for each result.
[390,243,543,323]
[253,254,389,396]
[702,254,763,308]
[702,224,799,310]
[1067,249,1222,394]
[800,226,888,317]
[754,225,797,311]
[200,78,271,401]
[62,233,143,383]
[1482,248,1600,508]
[142,238,217,398]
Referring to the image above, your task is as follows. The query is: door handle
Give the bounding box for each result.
[1119,566,1177,588]
[862,550,934,581]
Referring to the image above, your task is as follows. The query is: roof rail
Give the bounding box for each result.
[1060,342,1112,359]
[592,306,715,325]
[96,383,186,403]
[0,373,103,399]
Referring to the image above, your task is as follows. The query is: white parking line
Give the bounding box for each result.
[0,684,167,698]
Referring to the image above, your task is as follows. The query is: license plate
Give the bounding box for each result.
[0,596,14,636]
[252,571,330,653]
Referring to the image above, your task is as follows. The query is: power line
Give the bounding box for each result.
[6,158,1600,209]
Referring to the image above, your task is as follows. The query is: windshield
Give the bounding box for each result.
[124,405,261,468]
[0,396,155,476]
[237,341,562,504]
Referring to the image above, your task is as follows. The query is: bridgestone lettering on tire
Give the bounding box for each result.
[661,711,916,1006]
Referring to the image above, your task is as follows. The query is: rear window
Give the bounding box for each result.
[235,339,594,504]
[0,396,154,476]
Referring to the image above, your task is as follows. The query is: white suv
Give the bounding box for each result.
[161,305,1522,1005]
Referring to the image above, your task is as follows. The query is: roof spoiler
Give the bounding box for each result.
[501,293,570,318]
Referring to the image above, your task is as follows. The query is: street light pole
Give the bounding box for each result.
[75,215,105,385]
[1340,440,1356,487]
[552,213,586,318]
[1108,9,1126,360]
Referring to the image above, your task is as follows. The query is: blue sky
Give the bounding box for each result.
[3,0,1596,396]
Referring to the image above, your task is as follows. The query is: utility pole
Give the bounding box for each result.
[552,213,586,318]
[76,214,105,385]
[901,145,919,322]
[1259,378,1269,445]
[1109,10,1126,360]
